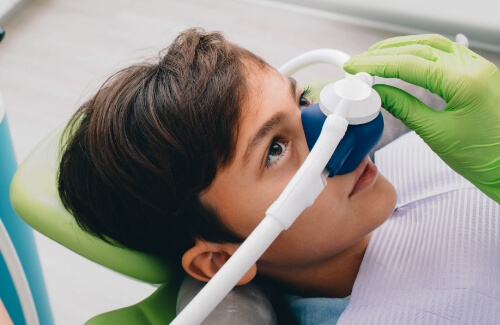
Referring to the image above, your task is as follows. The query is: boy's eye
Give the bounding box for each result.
[299,86,313,109]
[299,96,310,107]
[266,140,287,167]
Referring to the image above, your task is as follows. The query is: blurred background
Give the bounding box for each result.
[1,0,499,324]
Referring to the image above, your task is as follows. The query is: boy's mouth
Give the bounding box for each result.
[349,157,378,198]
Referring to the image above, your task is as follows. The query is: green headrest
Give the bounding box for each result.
[10,124,174,283]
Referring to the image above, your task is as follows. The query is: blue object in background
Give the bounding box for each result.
[0,98,53,324]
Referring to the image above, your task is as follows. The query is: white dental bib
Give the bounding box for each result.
[338,132,500,324]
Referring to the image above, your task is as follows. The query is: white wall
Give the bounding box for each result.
[253,0,500,53]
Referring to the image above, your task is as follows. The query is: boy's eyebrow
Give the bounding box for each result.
[242,77,297,165]
[243,112,286,165]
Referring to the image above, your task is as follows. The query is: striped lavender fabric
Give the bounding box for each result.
[338,132,500,324]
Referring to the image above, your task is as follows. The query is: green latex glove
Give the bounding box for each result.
[344,34,500,203]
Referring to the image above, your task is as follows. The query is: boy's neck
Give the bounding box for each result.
[260,233,371,298]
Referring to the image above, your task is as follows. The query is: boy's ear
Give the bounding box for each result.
[182,240,256,285]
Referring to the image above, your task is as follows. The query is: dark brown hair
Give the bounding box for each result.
[58,28,268,264]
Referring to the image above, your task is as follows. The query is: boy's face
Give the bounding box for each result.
[200,63,397,283]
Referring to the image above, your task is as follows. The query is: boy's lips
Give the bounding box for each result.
[349,157,378,197]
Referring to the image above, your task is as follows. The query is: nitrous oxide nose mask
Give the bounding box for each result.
[301,75,384,177]
[279,48,384,177]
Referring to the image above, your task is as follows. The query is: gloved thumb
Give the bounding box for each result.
[373,84,442,135]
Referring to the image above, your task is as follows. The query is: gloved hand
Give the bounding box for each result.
[344,34,500,203]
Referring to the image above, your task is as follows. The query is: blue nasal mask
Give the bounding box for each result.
[286,49,384,177]
[301,86,384,177]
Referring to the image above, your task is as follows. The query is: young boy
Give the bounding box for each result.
[58,29,500,323]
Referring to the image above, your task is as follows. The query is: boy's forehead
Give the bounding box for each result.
[239,66,291,123]
[232,69,295,164]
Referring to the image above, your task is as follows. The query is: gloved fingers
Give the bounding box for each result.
[372,84,442,132]
[345,44,438,67]
[345,52,449,100]
[367,34,454,53]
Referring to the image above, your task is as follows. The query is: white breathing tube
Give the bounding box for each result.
[171,49,379,325]
[278,49,350,76]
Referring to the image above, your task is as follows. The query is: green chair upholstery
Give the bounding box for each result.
[85,281,181,325]
[9,124,181,324]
